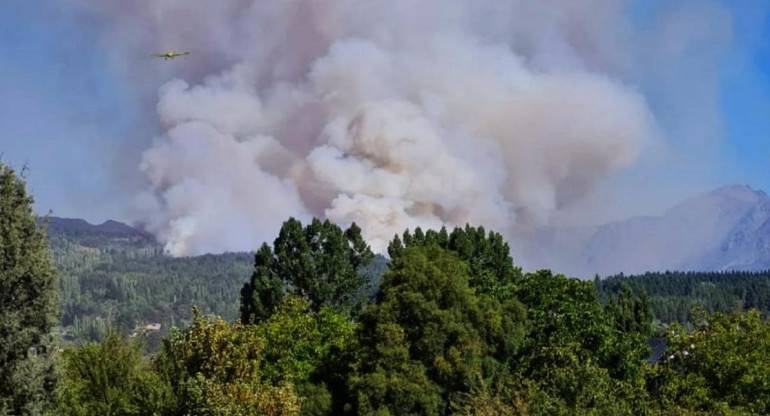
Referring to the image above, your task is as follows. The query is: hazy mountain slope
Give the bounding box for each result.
[40,216,159,249]
[515,185,770,278]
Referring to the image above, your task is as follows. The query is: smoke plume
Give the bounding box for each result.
[63,0,735,257]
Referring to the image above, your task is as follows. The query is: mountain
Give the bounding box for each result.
[513,185,770,278]
[40,216,254,348]
[39,216,159,249]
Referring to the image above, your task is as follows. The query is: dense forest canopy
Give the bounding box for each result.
[595,270,770,327]
[54,240,253,348]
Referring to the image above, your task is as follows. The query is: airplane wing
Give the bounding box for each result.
[179,52,190,56]
[151,54,166,58]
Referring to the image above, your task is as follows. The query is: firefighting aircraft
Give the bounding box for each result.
[151,50,190,60]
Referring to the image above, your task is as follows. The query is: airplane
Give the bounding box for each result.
[151,50,190,60]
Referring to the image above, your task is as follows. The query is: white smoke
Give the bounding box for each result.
[66,0,709,256]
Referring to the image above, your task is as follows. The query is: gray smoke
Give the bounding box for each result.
[62,0,736,258]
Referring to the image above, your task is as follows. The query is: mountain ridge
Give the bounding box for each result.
[41,183,770,278]
[514,184,770,278]
[38,216,159,249]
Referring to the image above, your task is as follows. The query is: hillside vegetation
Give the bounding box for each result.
[46,218,388,348]
[595,270,770,327]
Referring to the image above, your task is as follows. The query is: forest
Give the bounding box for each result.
[50,221,770,348]
[595,270,770,327]
[3,161,770,415]
[48,231,388,349]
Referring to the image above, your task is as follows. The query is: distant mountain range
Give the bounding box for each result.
[513,184,770,278]
[42,184,770,278]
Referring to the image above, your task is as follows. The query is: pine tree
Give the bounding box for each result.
[0,163,59,415]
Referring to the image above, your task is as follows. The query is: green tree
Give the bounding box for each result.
[512,270,652,415]
[350,245,526,416]
[607,285,654,337]
[257,297,357,416]
[451,380,522,416]
[55,330,169,416]
[387,225,522,300]
[649,309,770,414]
[240,244,284,326]
[240,218,373,324]
[0,163,59,415]
[155,308,302,416]
[594,270,770,327]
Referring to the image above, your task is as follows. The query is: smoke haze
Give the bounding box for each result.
[60,0,742,260]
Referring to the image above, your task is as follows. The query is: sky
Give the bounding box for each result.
[0,0,145,222]
[0,0,769,235]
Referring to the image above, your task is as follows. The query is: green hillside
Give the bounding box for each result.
[46,217,389,349]
[595,270,770,327]
[51,234,253,348]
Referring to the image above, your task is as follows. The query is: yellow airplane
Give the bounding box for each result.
[151,50,190,60]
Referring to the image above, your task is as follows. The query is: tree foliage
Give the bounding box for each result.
[595,270,770,326]
[387,224,521,299]
[606,285,654,337]
[241,218,374,324]
[512,270,652,415]
[350,245,526,416]
[257,296,357,416]
[54,247,253,348]
[155,307,303,416]
[55,330,169,416]
[649,309,770,415]
[0,163,59,415]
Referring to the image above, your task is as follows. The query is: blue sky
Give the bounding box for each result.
[720,2,770,188]
[0,0,134,221]
[1,0,769,224]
